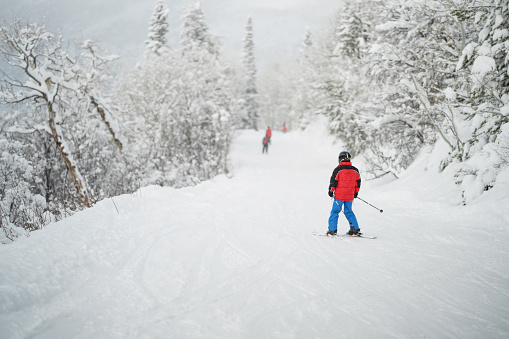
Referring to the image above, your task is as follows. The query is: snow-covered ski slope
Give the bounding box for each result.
[1,122,509,339]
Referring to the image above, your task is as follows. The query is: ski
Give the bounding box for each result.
[312,232,376,239]
[312,232,342,239]
[338,234,377,239]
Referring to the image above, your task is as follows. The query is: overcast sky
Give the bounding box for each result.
[0,0,340,67]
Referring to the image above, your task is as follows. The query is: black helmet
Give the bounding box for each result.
[338,151,351,163]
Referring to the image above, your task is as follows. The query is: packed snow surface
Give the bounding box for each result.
[1,123,509,338]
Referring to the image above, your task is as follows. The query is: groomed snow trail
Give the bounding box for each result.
[1,123,509,338]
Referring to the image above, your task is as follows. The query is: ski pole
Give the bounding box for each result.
[356,196,383,213]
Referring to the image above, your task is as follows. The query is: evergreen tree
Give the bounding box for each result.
[333,0,369,59]
[298,27,313,62]
[241,15,259,129]
[180,2,219,58]
[452,0,509,202]
[310,1,375,158]
[360,0,475,178]
[294,27,316,129]
[116,3,234,188]
[458,0,509,145]
[145,0,169,56]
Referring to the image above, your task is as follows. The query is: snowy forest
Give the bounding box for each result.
[1,0,508,243]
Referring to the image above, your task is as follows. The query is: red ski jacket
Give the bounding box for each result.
[328,161,361,201]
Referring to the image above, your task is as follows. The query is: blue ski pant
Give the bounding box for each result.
[328,200,359,231]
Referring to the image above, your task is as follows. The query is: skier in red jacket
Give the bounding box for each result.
[326,151,361,236]
[265,126,272,143]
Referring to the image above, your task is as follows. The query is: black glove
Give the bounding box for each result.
[328,191,333,197]
[354,192,358,198]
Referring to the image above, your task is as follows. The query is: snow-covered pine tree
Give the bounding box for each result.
[333,0,369,59]
[453,0,509,202]
[457,0,509,144]
[145,0,169,56]
[310,1,375,158]
[180,2,219,58]
[241,15,259,130]
[361,0,476,178]
[116,2,233,188]
[360,0,434,178]
[289,27,316,130]
[299,27,313,61]
[177,3,233,182]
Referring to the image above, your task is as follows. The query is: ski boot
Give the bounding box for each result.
[326,229,337,236]
[347,227,362,236]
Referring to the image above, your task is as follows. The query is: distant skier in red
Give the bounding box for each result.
[326,151,361,236]
[265,126,272,143]
[262,135,269,153]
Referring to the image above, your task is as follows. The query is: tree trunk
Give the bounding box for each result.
[46,99,91,208]
[90,96,123,151]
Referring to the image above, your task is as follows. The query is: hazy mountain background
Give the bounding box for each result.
[0,0,340,66]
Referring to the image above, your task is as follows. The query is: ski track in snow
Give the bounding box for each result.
[1,123,509,338]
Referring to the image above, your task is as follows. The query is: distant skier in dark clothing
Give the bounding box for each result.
[326,151,361,236]
[262,135,269,153]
